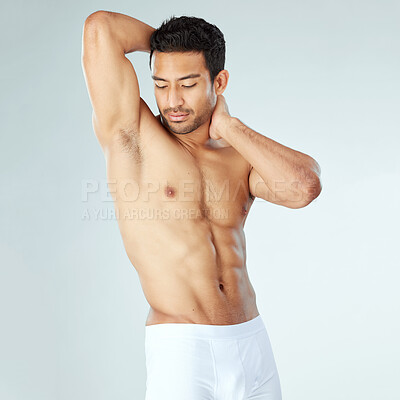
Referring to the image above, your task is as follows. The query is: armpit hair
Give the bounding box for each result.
[117,127,143,164]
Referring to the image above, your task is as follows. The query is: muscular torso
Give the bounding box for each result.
[104,104,259,326]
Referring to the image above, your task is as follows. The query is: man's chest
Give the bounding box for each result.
[153,148,250,223]
[108,134,253,227]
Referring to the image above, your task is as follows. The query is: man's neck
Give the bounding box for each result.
[163,118,211,148]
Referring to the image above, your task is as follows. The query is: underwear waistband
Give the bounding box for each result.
[145,314,265,340]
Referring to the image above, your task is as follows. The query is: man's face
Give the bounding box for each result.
[151,51,216,135]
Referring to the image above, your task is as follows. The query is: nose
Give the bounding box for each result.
[167,86,184,109]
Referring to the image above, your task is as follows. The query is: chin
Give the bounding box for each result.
[170,124,192,135]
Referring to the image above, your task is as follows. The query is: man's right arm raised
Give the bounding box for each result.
[81,11,155,149]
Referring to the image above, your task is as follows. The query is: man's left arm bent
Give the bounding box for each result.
[210,95,322,209]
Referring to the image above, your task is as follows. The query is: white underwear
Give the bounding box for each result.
[144,314,282,399]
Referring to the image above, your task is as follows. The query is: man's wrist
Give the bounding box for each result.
[220,116,240,141]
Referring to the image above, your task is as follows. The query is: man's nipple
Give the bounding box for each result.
[165,185,176,198]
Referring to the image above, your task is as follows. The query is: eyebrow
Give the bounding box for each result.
[151,73,201,82]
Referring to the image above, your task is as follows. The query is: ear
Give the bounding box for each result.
[214,70,229,95]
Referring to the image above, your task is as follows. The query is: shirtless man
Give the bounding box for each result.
[81,11,321,400]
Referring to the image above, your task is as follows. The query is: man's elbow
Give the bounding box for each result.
[304,157,322,196]
[300,174,322,207]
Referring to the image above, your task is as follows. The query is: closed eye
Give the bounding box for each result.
[155,84,197,89]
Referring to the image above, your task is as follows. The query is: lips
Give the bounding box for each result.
[168,113,189,121]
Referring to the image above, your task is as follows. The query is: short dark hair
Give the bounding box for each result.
[149,16,226,84]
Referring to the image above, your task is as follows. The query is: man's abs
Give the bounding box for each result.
[125,218,259,326]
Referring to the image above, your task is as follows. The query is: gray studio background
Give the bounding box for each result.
[1,0,399,399]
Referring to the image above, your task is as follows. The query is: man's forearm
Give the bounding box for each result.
[223,117,321,195]
[85,10,155,54]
